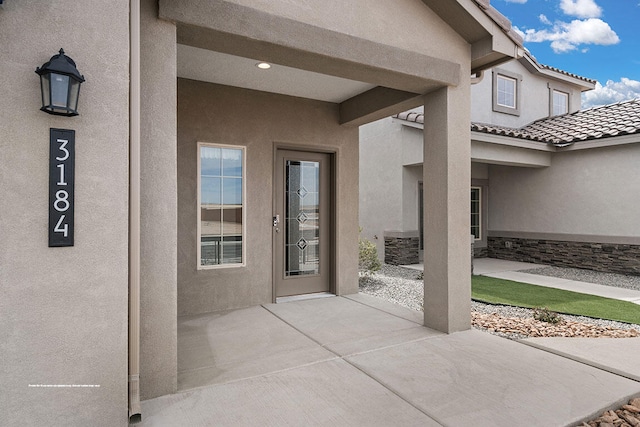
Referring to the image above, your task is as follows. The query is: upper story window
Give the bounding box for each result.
[548,83,572,117]
[497,76,516,108]
[492,69,521,116]
[552,89,569,116]
[198,143,245,268]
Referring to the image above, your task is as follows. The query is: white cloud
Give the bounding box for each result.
[539,14,551,25]
[582,78,640,108]
[522,18,619,53]
[560,0,602,18]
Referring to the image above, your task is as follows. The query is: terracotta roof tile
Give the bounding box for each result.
[473,0,524,47]
[523,50,596,84]
[538,62,596,84]
[394,99,640,147]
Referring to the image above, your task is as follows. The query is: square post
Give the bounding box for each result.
[422,82,471,333]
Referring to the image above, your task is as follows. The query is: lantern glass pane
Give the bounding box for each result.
[51,73,69,108]
[40,74,51,108]
[69,79,80,112]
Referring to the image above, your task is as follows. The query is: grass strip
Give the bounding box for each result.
[472,275,640,324]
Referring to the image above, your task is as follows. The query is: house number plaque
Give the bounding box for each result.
[49,128,75,247]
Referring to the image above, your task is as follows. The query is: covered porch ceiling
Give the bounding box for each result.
[164,0,523,127]
[177,44,377,104]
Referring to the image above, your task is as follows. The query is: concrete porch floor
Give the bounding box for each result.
[138,294,640,426]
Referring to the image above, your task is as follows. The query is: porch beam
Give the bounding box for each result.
[160,0,460,93]
[422,83,472,333]
[339,87,422,127]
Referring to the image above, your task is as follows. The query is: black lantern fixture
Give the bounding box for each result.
[35,49,85,116]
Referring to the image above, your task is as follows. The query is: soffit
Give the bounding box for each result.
[422,0,524,73]
[165,0,521,124]
[177,45,376,103]
[518,52,596,91]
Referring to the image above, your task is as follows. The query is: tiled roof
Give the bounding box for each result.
[394,99,640,147]
[538,63,596,85]
[473,0,524,47]
[523,50,596,85]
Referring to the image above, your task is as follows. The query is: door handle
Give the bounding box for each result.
[273,215,280,227]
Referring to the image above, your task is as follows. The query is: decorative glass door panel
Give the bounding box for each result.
[286,160,320,276]
[275,150,331,298]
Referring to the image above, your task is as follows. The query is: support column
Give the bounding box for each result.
[139,0,178,399]
[422,82,471,333]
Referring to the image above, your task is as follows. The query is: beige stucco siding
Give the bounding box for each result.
[0,1,130,425]
[139,0,178,400]
[359,120,426,258]
[471,59,583,128]
[489,143,640,239]
[221,0,468,60]
[177,79,359,315]
[161,0,469,97]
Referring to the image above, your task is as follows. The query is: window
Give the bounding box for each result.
[471,187,481,240]
[497,75,516,108]
[548,83,572,117]
[552,90,569,116]
[198,143,245,268]
[492,69,521,116]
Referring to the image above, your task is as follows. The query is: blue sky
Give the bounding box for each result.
[493,0,640,107]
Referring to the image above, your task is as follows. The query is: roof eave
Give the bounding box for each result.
[421,0,524,74]
[519,53,596,91]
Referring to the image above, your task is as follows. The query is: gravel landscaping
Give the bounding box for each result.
[359,264,640,340]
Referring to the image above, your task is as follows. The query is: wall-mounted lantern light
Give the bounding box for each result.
[35,49,85,117]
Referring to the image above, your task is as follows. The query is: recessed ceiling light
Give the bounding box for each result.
[256,62,271,70]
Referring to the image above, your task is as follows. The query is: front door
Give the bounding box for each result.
[274,149,331,298]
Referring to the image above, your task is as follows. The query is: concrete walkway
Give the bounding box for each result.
[137,294,640,426]
[470,258,640,386]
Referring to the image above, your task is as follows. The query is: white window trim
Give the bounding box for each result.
[471,186,481,241]
[497,75,517,108]
[492,68,522,116]
[197,142,247,270]
[548,82,572,117]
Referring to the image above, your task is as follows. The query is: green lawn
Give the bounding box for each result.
[472,275,640,325]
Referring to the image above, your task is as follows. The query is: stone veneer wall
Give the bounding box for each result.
[384,236,419,265]
[488,236,640,275]
[474,246,488,258]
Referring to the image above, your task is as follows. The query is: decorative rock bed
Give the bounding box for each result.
[359,264,640,340]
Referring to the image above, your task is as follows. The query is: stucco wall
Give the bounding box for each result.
[223,0,468,61]
[177,79,359,315]
[470,59,583,128]
[359,115,494,260]
[139,0,178,400]
[0,1,130,425]
[359,118,405,257]
[488,143,640,240]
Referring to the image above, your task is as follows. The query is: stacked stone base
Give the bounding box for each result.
[474,246,487,258]
[384,236,419,265]
[488,236,640,276]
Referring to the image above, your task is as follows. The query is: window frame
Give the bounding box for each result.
[548,83,571,116]
[471,186,481,241]
[197,142,247,270]
[492,68,522,116]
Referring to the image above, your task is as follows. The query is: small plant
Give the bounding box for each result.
[358,228,381,276]
[416,271,423,281]
[532,307,562,324]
